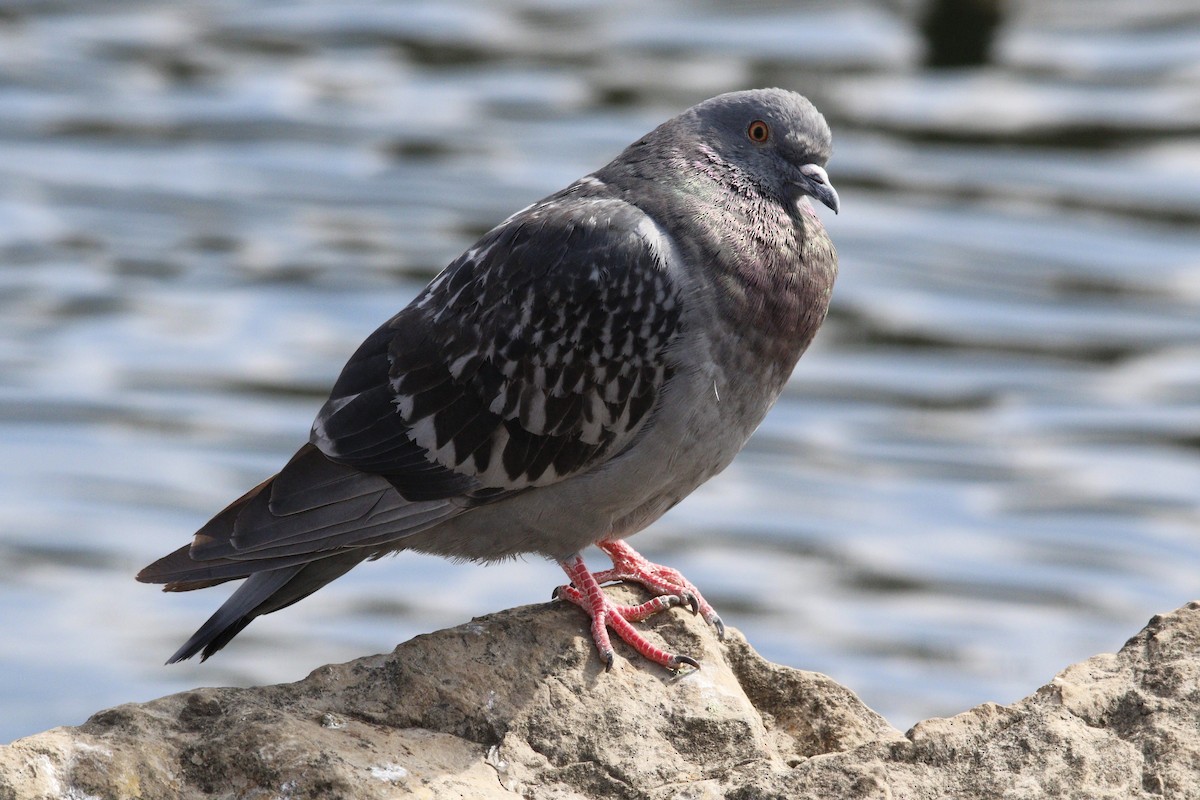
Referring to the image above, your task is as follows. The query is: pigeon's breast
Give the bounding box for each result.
[585,205,839,538]
[680,195,838,385]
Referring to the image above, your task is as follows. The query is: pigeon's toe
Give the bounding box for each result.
[559,554,702,672]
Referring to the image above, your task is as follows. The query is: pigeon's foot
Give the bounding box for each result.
[595,539,726,638]
[556,554,700,672]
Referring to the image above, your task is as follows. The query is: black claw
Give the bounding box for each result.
[681,592,699,615]
[603,650,615,672]
[713,616,726,640]
[551,586,561,600]
[671,654,701,671]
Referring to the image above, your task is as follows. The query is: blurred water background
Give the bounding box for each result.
[3,0,1200,744]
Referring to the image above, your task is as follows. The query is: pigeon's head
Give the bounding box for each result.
[676,88,839,215]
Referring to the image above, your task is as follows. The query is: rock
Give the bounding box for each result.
[2,591,1199,799]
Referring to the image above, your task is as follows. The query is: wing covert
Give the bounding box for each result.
[312,194,684,500]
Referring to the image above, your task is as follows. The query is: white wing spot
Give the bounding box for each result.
[576,175,607,190]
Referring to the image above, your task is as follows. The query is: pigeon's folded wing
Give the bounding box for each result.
[312,193,685,504]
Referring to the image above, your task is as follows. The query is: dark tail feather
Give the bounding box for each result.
[167,553,364,663]
[167,567,302,663]
[141,443,462,662]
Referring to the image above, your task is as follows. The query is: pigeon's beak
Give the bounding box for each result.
[797,163,840,215]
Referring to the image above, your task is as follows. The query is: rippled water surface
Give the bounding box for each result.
[3,0,1200,743]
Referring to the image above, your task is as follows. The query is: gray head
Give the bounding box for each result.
[623,88,839,215]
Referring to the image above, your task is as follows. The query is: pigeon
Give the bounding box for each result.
[138,88,840,672]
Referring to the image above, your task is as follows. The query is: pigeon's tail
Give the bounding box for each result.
[162,554,363,663]
[138,443,461,662]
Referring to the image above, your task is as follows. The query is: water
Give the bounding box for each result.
[2,0,1200,743]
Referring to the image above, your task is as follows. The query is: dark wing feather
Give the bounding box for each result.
[138,443,460,661]
[312,194,684,498]
[138,444,459,586]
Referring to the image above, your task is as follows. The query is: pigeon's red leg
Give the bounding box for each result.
[557,554,700,672]
[554,584,681,622]
[595,540,725,638]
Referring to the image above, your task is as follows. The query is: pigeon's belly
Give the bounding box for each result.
[582,296,804,546]
[403,327,789,563]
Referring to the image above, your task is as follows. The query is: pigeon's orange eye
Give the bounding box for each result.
[747,120,770,143]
